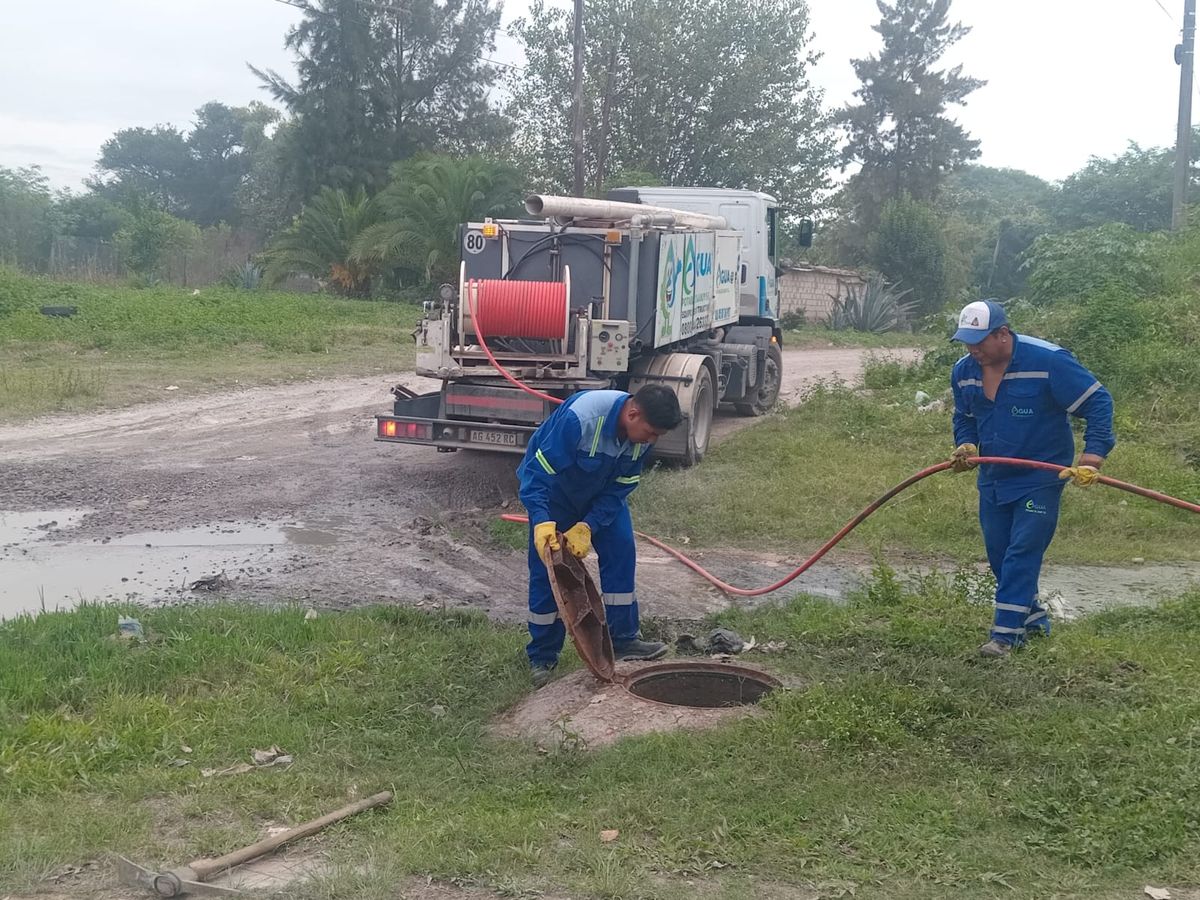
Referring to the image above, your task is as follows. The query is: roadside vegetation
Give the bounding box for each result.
[636,224,1200,566]
[3,582,1199,900]
[0,267,420,420]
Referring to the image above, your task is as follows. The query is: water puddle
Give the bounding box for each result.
[0,509,342,620]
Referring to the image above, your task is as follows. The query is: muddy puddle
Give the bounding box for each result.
[0,508,341,620]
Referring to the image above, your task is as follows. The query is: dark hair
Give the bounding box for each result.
[633,384,683,431]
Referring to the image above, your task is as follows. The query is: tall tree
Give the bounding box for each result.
[508,0,836,219]
[90,125,193,215]
[841,0,983,226]
[251,0,507,198]
[89,102,281,227]
[236,119,306,239]
[868,195,949,316]
[185,102,280,226]
[0,166,61,271]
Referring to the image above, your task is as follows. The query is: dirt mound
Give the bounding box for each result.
[490,664,775,750]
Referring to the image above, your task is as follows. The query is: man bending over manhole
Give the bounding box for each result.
[518,386,683,687]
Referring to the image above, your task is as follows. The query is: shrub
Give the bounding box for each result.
[1022,223,1166,305]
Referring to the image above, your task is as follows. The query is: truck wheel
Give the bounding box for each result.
[735,343,783,417]
[628,352,714,466]
[681,364,714,466]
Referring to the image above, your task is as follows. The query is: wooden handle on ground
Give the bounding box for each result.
[188,790,394,881]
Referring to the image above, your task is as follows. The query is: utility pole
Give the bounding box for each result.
[1172,0,1196,231]
[571,0,585,197]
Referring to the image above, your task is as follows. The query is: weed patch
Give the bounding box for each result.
[0,268,420,418]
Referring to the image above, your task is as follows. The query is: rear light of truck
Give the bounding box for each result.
[378,419,432,440]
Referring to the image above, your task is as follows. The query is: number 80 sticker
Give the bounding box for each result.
[464,230,486,254]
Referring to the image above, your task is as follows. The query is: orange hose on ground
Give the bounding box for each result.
[501,456,1200,597]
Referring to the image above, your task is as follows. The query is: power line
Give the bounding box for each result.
[1151,0,1179,26]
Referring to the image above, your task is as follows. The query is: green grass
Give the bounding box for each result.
[0,268,421,419]
[632,374,1200,565]
[3,585,1200,899]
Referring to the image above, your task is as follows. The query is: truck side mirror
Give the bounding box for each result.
[740,263,747,285]
[797,219,814,248]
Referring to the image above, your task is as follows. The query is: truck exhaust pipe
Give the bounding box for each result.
[525,194,728,231]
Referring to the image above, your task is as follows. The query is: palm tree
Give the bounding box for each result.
[353,155,524,285]
[262,186,382,297]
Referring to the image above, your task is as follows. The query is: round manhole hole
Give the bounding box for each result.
[623,661,780,709]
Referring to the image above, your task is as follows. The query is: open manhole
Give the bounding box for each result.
[623,661,780,709]
[541,549,781,712]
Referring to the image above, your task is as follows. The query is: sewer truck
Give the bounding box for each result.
[374,186,807,466]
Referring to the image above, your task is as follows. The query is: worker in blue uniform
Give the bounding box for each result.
[949,299,1115,658]
[518,385,683,687]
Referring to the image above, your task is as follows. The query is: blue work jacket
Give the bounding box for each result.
[951,334,1116,501]
[517,390,651,530]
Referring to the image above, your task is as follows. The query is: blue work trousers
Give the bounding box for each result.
[526,503,639,666]
[979,483,1063,646]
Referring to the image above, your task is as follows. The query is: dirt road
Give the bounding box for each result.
[10,345,1193,623]
[0,348,916,620]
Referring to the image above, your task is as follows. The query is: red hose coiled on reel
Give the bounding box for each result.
[467,279,568,341]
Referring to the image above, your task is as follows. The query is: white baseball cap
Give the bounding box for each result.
[952,299,1009,345]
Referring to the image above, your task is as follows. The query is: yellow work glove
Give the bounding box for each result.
[949,443,979,473]
[533,521,560,557]
[1058,464,1100,487]
[562,522,592,559]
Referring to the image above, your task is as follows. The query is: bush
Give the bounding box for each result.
[1022,223,1166,305]
[778,308,807,330]
[114,206,199,279]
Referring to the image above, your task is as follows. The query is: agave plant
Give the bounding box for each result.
[221,261,264,290]
[827,274,917,333]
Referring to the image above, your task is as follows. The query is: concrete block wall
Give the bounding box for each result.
[779,266,868,323]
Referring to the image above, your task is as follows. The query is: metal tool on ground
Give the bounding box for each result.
[509,456,1200,598]
[118,790,393,897]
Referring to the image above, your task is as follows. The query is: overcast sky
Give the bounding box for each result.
[0,0,1188,191]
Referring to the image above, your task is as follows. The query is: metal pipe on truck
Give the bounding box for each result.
[525,194,728,231]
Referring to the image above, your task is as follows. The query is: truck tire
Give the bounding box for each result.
[628,352,714,466]
[680,364,714,466]
[735,343,783,417]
